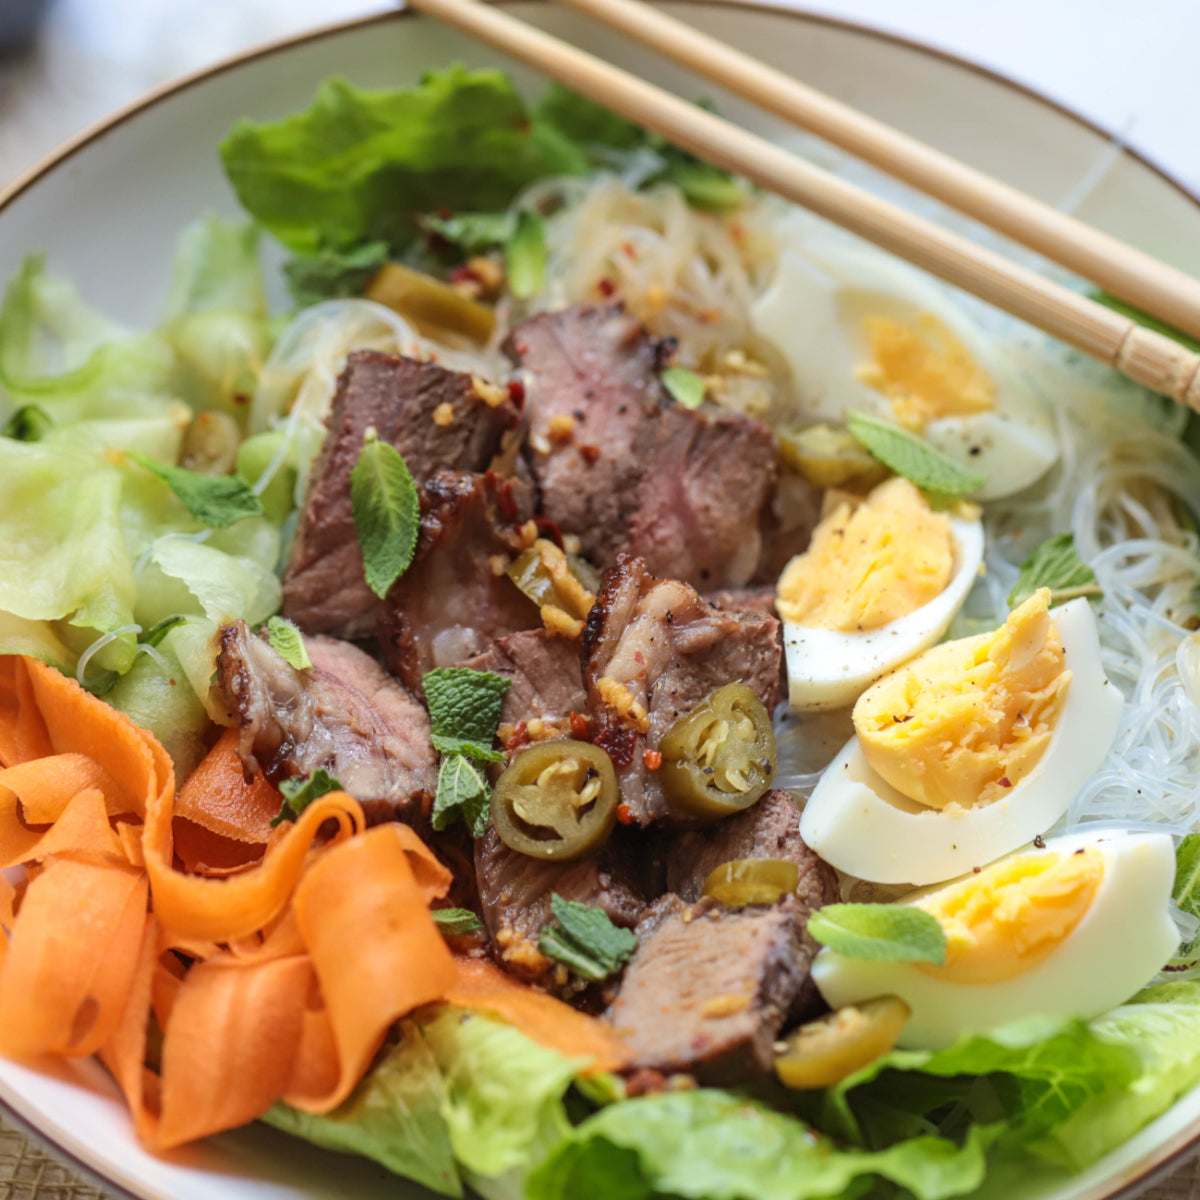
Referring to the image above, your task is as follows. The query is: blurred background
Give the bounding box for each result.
[1,0,1199,194]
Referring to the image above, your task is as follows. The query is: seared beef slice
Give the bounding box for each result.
[582,556,781,825]
[506,306,776,588]
[609,895,803,1083]
[283,352,519,638]
[378,471,538,696]
[215,620,436,818]
[474,826,645,981]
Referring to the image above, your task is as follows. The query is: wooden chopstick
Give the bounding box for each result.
[556,0,1200,344]
[405,0,1200,409]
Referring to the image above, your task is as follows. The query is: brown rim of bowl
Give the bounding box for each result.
[1,3,1199,1198]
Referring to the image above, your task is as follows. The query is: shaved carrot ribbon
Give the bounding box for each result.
[0,654,627,1150]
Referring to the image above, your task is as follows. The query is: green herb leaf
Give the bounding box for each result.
[266,615,312,671]
[506,210,546,301]
[1008,532,1102,608]
[130,451,266,529]
[432,753,491,837]
[272,767,343,827]
[538,893,638,982]
[142,615,188,649]
[846,411,987,497]
[283,240,389,308]
[660,159,744,213]
[661,366,706,409]
[424,667,511,763]
[433,907,484,936]
[2,405,53,441]
[422,211,514,255]
[350,432,420,599]
[1174,834,1200,956]
[808,903,947,965]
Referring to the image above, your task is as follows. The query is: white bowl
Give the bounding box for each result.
[2,5,1200,1199]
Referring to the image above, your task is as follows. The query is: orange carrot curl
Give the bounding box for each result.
[0,655,626,1150]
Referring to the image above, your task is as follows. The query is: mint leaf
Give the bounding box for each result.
[808,903,947,965]
[1008,532,1101,608]
[130,451,265,529]
[424,667,510,759]
[846,411,987,497]
[142,615,188,648]
[272,767,343,827]
[538,893,638,982]
[506,210,546,300]
[2,405,53,441]
[266,615,312,671]
[433,907,484,936]
[661,366,705,409]
[350,432,420,599]
[423,210,514,255]
[283,240,389,308]
[1174,834,1200,956]
[432,753,490,837]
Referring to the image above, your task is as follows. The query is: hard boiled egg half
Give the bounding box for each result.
[812,828,1178,1049]
[754,230,1058,501]
[778,476,984,711]
[799,590,1123,885]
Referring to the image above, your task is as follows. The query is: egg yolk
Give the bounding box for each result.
[853,589,1072,810]
[914,847,1103,983]
[776,477,954,632]
[855,312,995,431]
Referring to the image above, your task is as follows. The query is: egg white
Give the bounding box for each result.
[753,240,1059,500]
[783,511,984,712]
[798,598,1123,885]
[811,828,1180,1049]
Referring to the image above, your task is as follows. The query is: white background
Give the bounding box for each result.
[1,0,1198,192]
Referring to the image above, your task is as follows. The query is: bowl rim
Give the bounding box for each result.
[1,3,1199,1198]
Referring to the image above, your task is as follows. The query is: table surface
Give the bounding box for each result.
[1,1,1199,1197]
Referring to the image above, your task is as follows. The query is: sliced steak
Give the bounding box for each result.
[215,620,436,820]
[506,306,776,589]
[582,556,782,825]
[283,352,520,639]
[474,825,646,982]
[665,789,839,906]
[378,471,538,697]
[608,894,804,1083]
[460,629,587,738]
[626,403,776,589]
[504,305,664,566]
[705,585,778,620]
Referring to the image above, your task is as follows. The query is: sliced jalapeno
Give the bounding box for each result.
[506,540,595,618]
[365,262,497,345]
[774,996,911,1090]
[492,739,618,861]
[659,682,776,820]
[702,858,799,906]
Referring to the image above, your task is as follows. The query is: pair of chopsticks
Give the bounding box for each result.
[406,0,1200,409]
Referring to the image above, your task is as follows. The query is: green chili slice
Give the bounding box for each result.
[659,682,776,819]
[492,739,618,860]
[702,858,799,906]
[774,996,911,1090]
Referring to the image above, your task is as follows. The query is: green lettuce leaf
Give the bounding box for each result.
[264,1020,462,1197]
[283,240,390,308]
[219,68,587,256]
[528,1088,993,1200]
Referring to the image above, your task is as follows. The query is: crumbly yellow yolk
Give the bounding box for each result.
[776,477,954,633]
[854,312,995,431]
[853,589,1071,810]
[914,847,1103,983]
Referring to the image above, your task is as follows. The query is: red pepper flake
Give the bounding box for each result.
[597,277,616,297]
[506,378,526,407]
[595,725,637,768]
[998,776,1012,788]
[534,515,564,548]
[643,749,663,771]
[569,711,591,740]
[579,444,601,465]
[437,206,453,220]
[504,720,530,752]
[622,241,637,259]
[232,392,249,407]
[616,803,635,826]
[449,264,475,285]
[514,340,529,356]
[489,473,520,521]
